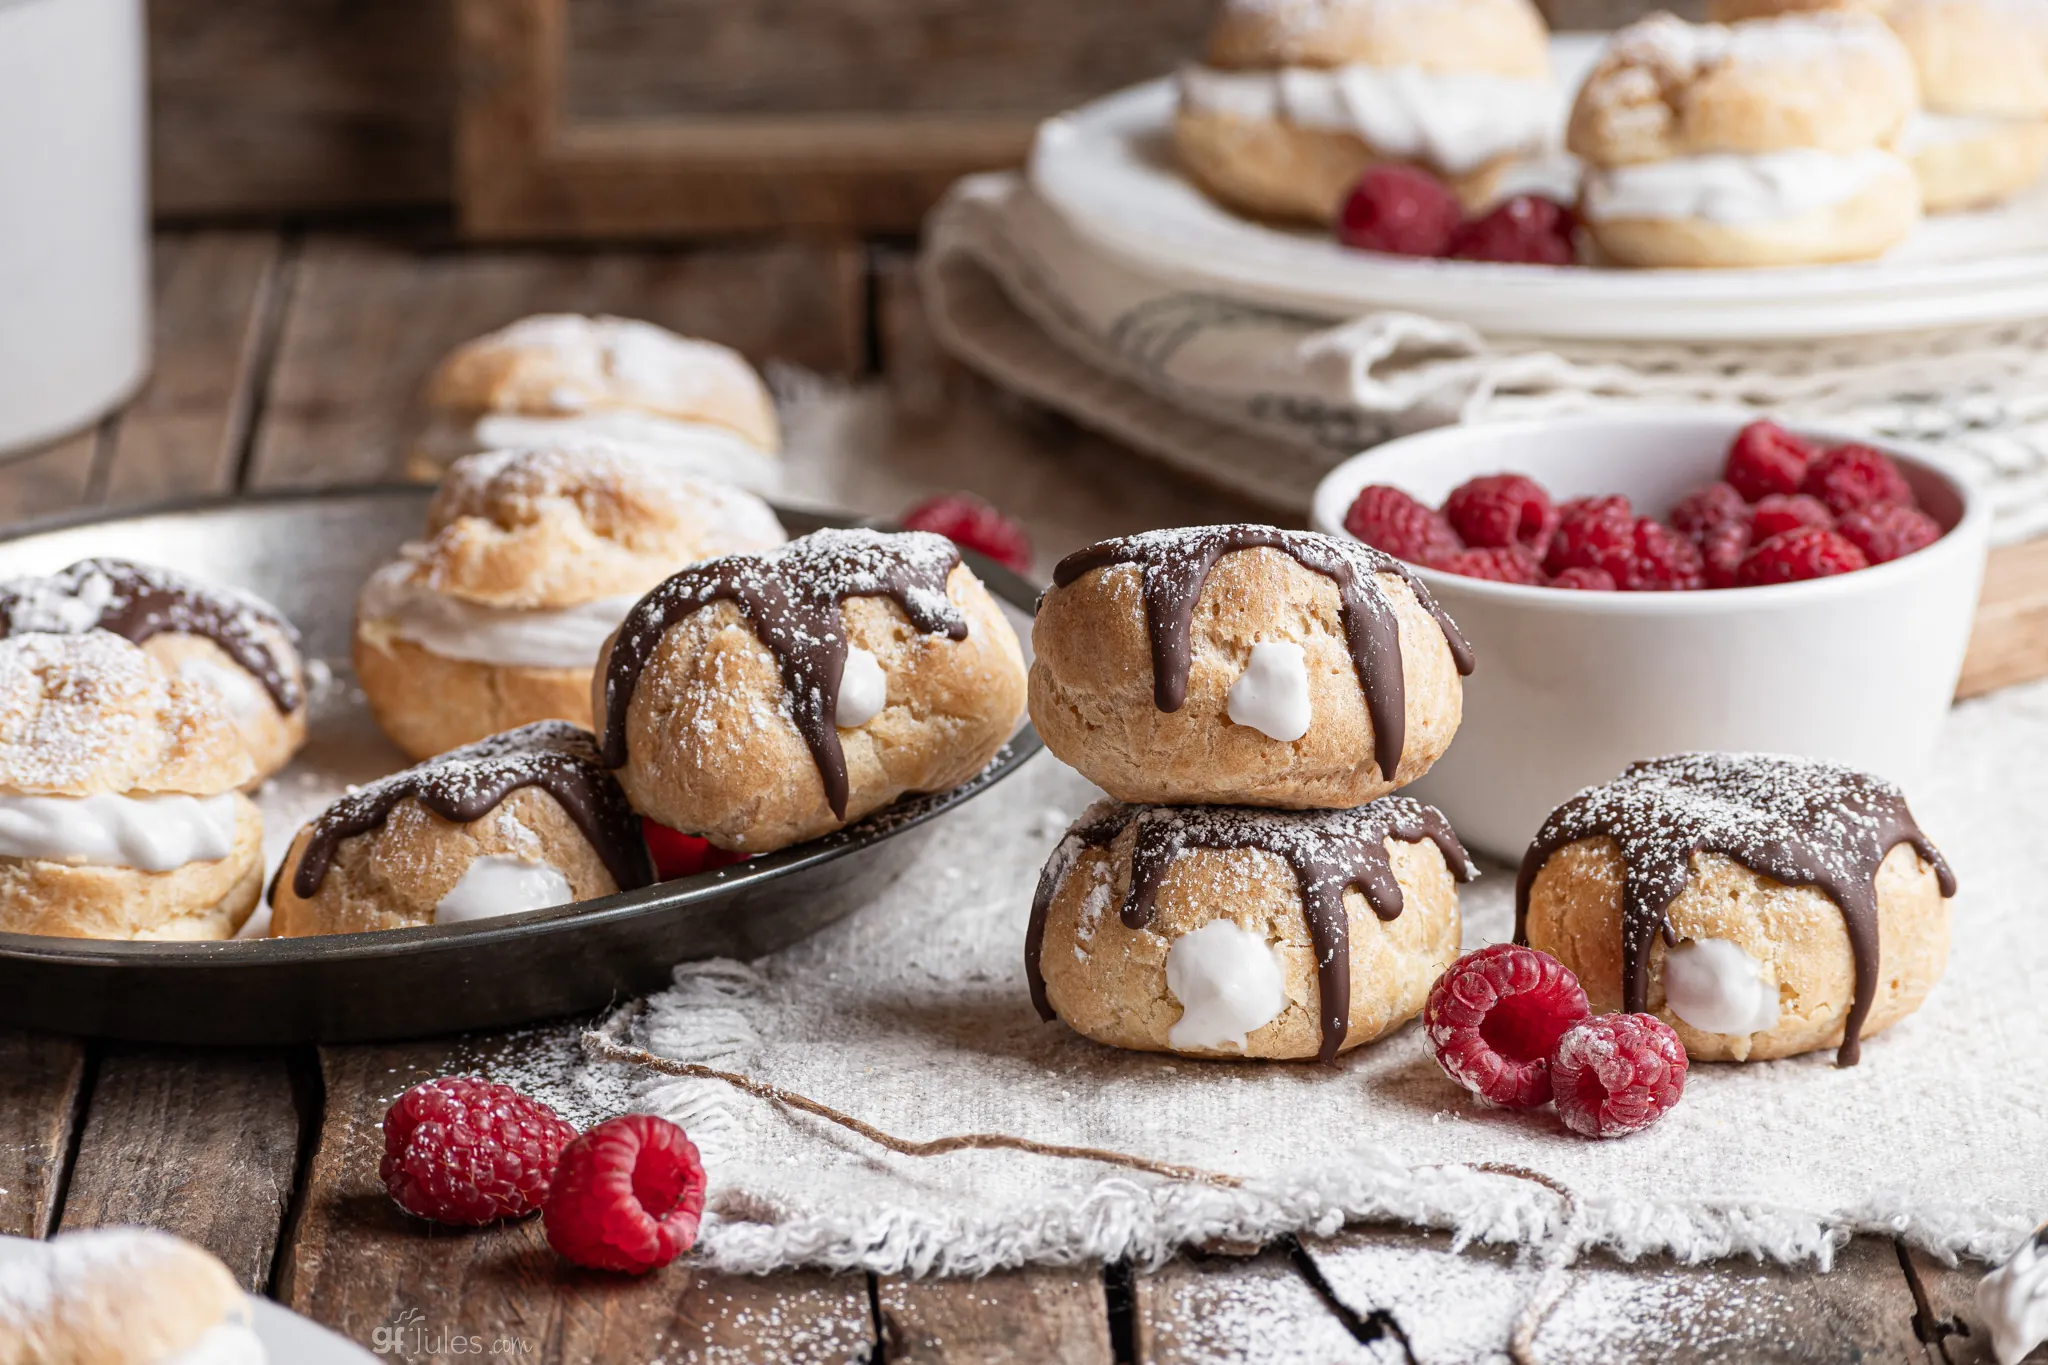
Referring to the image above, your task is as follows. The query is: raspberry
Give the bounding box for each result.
[899,493,1033,575]
[1443,473,1557,553]
[1446,196,1578,266]
[1550,1014,1688,1138]
[543,1115,707,1273]
[380,1078,577,1226]
[1617,518,1705,591]
[1836,502,1943,565]
[1749,493,1834,542]
[1735,526,1869,586]
[1425,945,1591,1109]
[1336,164,1463,257]
[643,818,749,880]
[1437,546,1543,584]
[1724,421,1815,502]
[1700,523,1750,590]
[1801,444,1915,515]
[1668,481,1749,542]
[1548,566,1616,590]
[1543,495,1634,578]
[1344,484,1461,566]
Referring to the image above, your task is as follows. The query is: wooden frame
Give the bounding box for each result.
[454,0,1039,238]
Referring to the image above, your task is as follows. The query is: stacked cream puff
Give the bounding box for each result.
[1025,525,1478,1062]
[355,441,787,759]
[1174,0,1558,220]
[411,314,782,492]
[0,1227,265,1364]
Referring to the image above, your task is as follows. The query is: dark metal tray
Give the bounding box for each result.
[0,487,1040,1044]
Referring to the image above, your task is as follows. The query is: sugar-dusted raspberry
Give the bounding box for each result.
[1336,164,1463,258]
[1724,421,1816,502]
[1543,495,1634,578]
[1344,484,1461,566]
[1668,481,1749,542]
[1443,473,1557,554]
[643,818,750,881]
[1425,944,1591,1109]
[1749,493,1834,542]
[1437,546,1543,584]
[1836,502,1943,565]
[1447,196,1577,266]
[1617,518,1705,591]
[1801,444,1915,515]
[1550,1014,1689,1138]
[380,1078,578,1226]
[1548,566,1616,591]
[1700,523,1750,590]
[1735,526,1870,586]
[899,493,1033,575]
[543,1114,707,1273]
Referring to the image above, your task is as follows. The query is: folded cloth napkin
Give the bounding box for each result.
[920,171,2048,544]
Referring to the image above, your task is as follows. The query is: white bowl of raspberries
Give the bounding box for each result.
[1311,410,1991,861]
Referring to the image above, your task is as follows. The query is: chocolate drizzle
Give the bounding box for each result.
[0,558,303,712]
[597,528,969,819]
[1514,753,1956,1067]
[1026,798,1476,1062]
[281,721,652,902]
[1050,527,1473,783]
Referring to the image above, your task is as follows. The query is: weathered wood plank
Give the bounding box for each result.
[1900,1242,2013,1365]
[0,1031,89,1239]
[1299,1225,1928,1364]
[280,1036,876,1364]
[56,1047,303,1292]
[1137,1248,1407,1364]
[877,1268,1115,1364]
[1538,0,1705,25]
[1959,536,2048,700]
[99,232,285,509]
[248,235,865,490]
[0,430,103,528]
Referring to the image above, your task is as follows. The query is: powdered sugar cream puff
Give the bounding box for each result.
[1175,0,1556,222]
[0,1226,265,1364]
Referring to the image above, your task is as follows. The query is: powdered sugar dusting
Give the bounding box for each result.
[1608,10,1907,78]
[478,315,764,416]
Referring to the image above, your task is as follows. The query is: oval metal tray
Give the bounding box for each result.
[0,487,1042,1044]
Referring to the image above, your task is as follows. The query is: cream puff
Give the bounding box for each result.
[0,1226,264,1364]
[592,527,1028,854]
[356,442,787,760]
[0,558,308,785]
[1027,798,1474,1061]
[1569,12,1922,267]
[411,313,782,490]
[1889,0,2048,210]
[1029,526,1470,810]
[0,631,263,940]
[1517,752,1955,1065]
[1174,0,1556,221]
[269,721,652,936]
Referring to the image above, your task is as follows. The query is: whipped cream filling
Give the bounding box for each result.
[434,855,577,926]
[471,412,780,495]
[358,561,640,670]
[1897,109,2037,154]
[1166,919,1290,1052]
[1978,1226,2048,1365]
[1662,938,1780,1036]
[153,1320,268,1365]
[178,655,274,722]
[835,646,888,729]
[0,791,239,873]
[1226,642,1312,743]
[1583,148,1904,226]
[1178,61,1554,175]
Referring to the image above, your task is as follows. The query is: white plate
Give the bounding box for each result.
[1027,36,2048,341]
[0,1233,378,1363]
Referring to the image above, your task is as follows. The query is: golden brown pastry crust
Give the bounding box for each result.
[0,1227,251,1365]
[138,630,307,787]
[1909,117,2048,210]
[353,625,593,762]
[1204,0,1551,77]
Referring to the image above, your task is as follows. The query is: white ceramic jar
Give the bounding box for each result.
[0,0,149,455]
[1312,412,1992,862]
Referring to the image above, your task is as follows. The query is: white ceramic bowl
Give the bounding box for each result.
[1310,411,1992,862]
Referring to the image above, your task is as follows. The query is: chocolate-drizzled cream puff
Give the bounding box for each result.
[0,1227,265,1364]
[592,528,1028,854]
[412,314,782,490]
[356,443,786,760]
[1175,0,1556,221]
[0,559,308,786]
[1569,12,1921,267]
[1518,753,1955,1065]
[1027,799,1474,1061]
[269,722,652,936]
[0,632,262,940]
[1029,527,1471,809]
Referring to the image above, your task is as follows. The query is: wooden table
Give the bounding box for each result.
[0,226,2010,1364]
